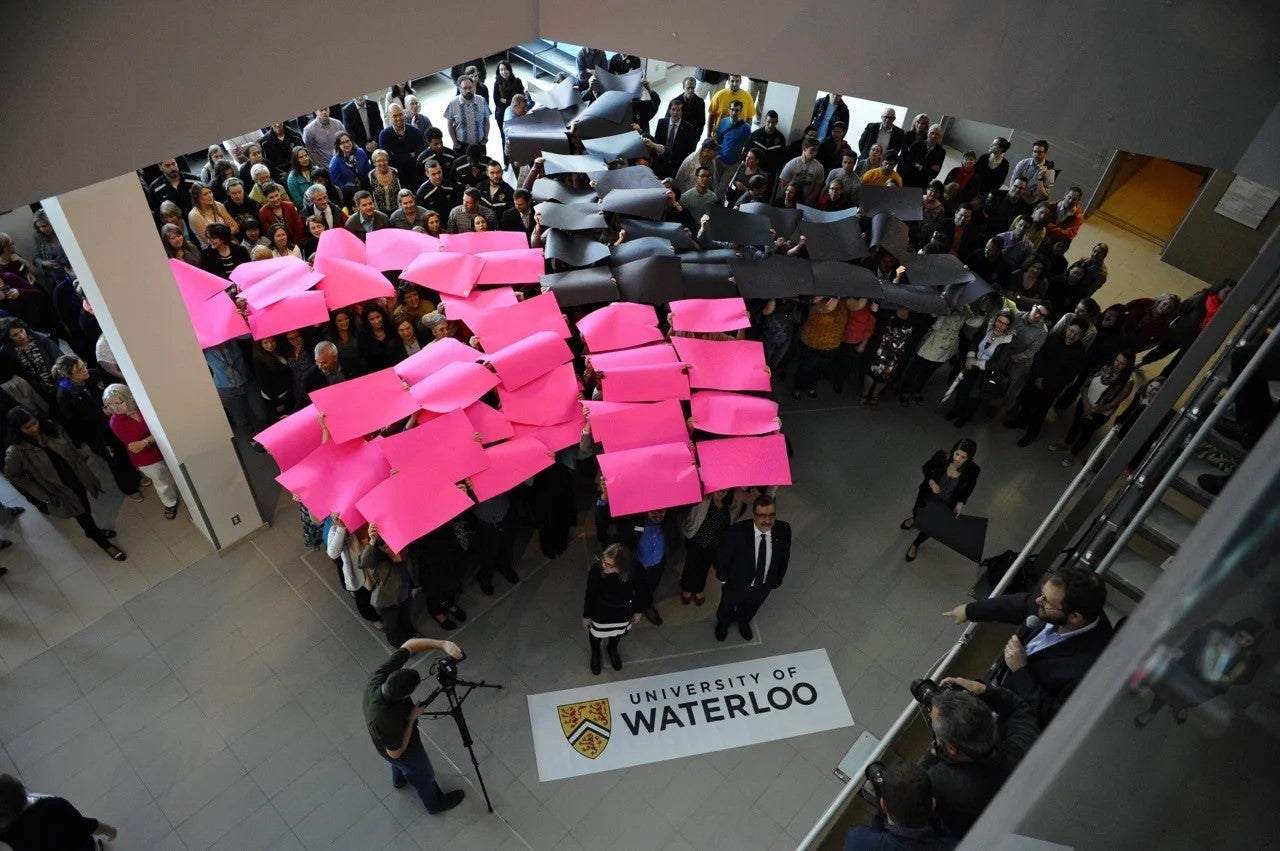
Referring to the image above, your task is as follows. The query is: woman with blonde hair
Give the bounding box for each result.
[187,182,238,247]
[102,383,181,519]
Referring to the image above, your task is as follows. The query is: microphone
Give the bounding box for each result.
[1024,615,1043,632]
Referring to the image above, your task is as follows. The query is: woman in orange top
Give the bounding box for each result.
[790,297,849,400]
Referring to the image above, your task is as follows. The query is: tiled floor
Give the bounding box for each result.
[0,59,1223,851]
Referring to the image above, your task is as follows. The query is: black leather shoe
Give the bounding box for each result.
[739,622,753,640]
[1016,435,1033,448]
[714,622,729,642]
[448,606,467,623]
[428,789,465,814]
[644,607,663,626]
[499,568,520,584]
[478,580,494,596]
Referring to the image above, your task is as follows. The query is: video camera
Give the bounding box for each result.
[909,677,965,712]
[426,653,465,693]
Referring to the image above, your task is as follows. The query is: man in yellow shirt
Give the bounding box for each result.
[707,75,757,135]
[859,150,904,187]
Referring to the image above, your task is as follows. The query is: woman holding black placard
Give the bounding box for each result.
[900,438,981,562]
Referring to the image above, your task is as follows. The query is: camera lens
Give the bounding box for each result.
[910,678,941,705]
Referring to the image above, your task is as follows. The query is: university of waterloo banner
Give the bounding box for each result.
[528,649,854,781]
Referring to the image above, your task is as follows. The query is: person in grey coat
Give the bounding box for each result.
[4,406,126,560]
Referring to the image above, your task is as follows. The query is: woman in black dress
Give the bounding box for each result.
[900,438,980,562]
[250,337,295,418]
[679,489,737,605]
[582,543,642,674]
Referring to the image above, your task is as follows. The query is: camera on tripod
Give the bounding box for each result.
[428,655,462,692]
[909,677,964,711]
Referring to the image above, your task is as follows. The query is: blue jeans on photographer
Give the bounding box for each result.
[389,738,444,810]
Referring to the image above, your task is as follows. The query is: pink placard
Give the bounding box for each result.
[690,391,781,436]
[400,251,485,297]
[474,248,544,285]
[315,257,396,310]
[695,434,792,493]
[511,406,586,452]
[575,302,663,352]
[276,437,389,527]
[241,268,323,311]
[378,409,489,483]
[314,227,366,265]
[247,291,330,339]
[228,255,308,289]
[464,400,516,444]
[585,343,677,372]
[495,362,579,425]
[356,469,475,553]
[309,368,420,443]
[467,436,555,501]
[410,361,499,412]
[484,330,573,390]
[170,259,232,309]
[438,287,519,329]
[365,228,440,271]
[254,404,322,471]
[441,230,529,254]
[586,399,689,452]
[597,442,703,516]
[469,292,570,352]
[189,293,250,348]
[671,336,772,392]
[668,297,751,333]
[599,362,691,402]
[393,337,479,385]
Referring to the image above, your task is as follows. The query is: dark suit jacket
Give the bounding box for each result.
[858,122,905,157]
[500,206,535,238]
[915,451,980,511]
[716,519,792,591]
[343,211,392,239]
[653,118,699,179]
[342,100,384,150]
[965,591,1115,727]
[902,141,946,188]
[810,96,850,135]
[302,364,344,396]
[668,94,706,137]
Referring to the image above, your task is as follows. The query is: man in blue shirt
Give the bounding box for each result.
[203,339,269,449]
[623,509,676,625]
[713,99,753,196]
[844,761,955,850]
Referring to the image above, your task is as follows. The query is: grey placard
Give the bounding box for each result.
[613,255,684,304]
[534,201,606,231]
[902,253,976,288]
[600,187,669,220]
[541,267,619,306]
[738,202,801,239]
[729,256,807,299]
[860,185,924,222]
[705,207,773,246]
[799,217,871,262]
[806,261,884,299]
[544,229,611,266]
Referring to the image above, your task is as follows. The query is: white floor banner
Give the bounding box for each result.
[528,649,854,781]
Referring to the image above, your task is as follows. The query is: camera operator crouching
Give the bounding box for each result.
[363,637,467,815]
[913,675,1039,838]
[846,761,956,850]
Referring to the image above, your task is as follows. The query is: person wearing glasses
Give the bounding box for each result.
[943,566,1113,728]
[713,495,792,642]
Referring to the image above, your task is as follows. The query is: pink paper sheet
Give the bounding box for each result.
[484,330,573,390]
[365,228,440,271]
[495,363,580,425]
[441,230,529,254]
[467,436,555,501]
[315,257,396,310]
[410,361,499,412]
[468,292,570,352]
[400,252,485,297]
[378,409,490,483]
[276,437,389,527]
[671,336,772,392]
[599,362,691,402]
[575,302,664,352]
[438,287,519,329]
[392,337,479,385]
[695,434,792,493]
[584,343,677,372]
[355,469,475,553]
[690,391,781,436]
[189,293,250,348]
[314,227,366,265]
[464,400,515,444]
[597,442,703,515]
[585,399,689,452]
[309,368,420,443]
[171,259,232,309]
[228,255,307,289]
[241,268,323,311]
[668,297,751,333]
[511,405,586,452]
[247,291,330,339]
[254,403,323,471]
[474,248,545,285]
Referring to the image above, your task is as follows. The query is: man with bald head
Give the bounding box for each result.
[303,341,346,394]
[858,107,904,157]
[378,103,426,186]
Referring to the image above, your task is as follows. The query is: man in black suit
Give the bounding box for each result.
[500,189,535,240]
[715,494,791,641]
[944,566,1113,727]
[342,95,384,154]
[858,107,905,157]
[302,340,347,395]
[669,76,706,137]
[651,100,699,180]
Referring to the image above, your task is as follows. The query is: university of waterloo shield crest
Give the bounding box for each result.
[557,699,611,759]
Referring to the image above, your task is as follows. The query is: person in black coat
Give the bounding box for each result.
[342,96,384,154]
[858,110,905,157]
[809,94,850,140]
[944,310,1016,428]
[51,356,143,499]
[582,543,643,674]
[901,439,981,562]
[945,565,1114,728]
[1003,319,1089,446]
[714,494,791,641]
[651,101,700,180]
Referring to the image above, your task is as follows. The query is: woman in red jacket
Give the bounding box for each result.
[103,384,181,519]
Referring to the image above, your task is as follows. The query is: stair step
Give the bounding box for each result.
[1104,546,1170,601]
[1171,454,1224,507]
[1136,502,1194,554]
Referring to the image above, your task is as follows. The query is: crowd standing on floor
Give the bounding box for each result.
[0,51,1236,846]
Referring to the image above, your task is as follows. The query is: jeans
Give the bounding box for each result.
[216,382,270,439]
[389,738,444,810]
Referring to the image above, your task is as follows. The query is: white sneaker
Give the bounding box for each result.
[128,492,144,502]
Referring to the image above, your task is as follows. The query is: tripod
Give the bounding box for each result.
[418,675,503,812]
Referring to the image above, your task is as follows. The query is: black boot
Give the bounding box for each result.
[607,641,622,671]
[590,644,602,675]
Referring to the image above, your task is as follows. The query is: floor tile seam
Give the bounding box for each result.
[9,567,84,650]
[168,764,274,843]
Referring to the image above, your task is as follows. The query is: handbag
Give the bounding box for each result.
[978,368,1011,400]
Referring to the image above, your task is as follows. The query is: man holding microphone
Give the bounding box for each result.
[363,637,467,814]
